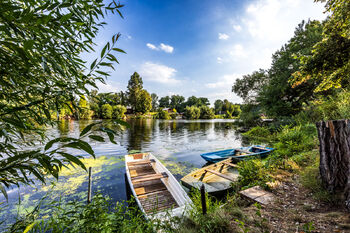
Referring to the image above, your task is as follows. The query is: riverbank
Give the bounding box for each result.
[4,120,350,232]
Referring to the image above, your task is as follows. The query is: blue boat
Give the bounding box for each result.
[200,145,274,163]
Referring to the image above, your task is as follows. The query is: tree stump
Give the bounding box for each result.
[316,120,350,209]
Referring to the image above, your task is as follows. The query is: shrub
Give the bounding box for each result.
[184,106,200,119]
[112,105,126,119]
[170,113,177,119]
[8,194,155,233]
[273,124,316,157]
[237,159,272,189]
[101,104,113,119]
[156,110,171,120]
[199,106,215,119]
[242,126,272,142]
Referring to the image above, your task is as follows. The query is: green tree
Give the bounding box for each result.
[184,106,201,119]
[78,96,93,119]
[198,97,210,106]
[214,100,224,114]
[112,105,127,119]
[127,72,143,111]
[199,106,215,119]
[170,95,185,112]
[258,20,323,117]
[292,0,350,93]
[136,90,152,114]
[151,93,159,111]
[88,90,101,118]
[232,69,268,104]
[159,96,170,108]
[185,96,199,107]
[0,0,125,195]
[101,104,113,119]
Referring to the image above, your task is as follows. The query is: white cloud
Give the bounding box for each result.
[216,0,326,72]
[243,0,325,43]
[205,74,243,103]
[139,62,180,84]
[217,57,223,64]
[205,73,241,89]
[96,80,121,93]
[233,25,242,32]
[146,43,158,50]
[146,43,174,53]
[218,33,229,40]
[230,44,247,58]
[159,43,174,53]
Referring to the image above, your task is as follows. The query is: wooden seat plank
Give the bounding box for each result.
[135,182,167,196]
[127,159,155,166]
[130,166,155,177]
[204,169,236,182]
[132,172,168,183]
[223,162,240,168]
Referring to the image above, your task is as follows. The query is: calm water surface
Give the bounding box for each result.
[2,119,246,226]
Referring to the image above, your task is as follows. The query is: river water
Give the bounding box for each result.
[1,119,246,226]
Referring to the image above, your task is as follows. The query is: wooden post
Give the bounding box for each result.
[200,184,207,215]
[316,120,350,209]
[87,167,92,204]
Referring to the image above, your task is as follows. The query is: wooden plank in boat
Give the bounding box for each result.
[223,161,240,168]
[127,159,155,166]
[138,189,178,213]
[131,153,146,160]
[204,169,236,182]
[129,165,155,177]
[132,172,168,183]
[135,182,167,196]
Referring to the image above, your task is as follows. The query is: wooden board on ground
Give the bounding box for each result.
[239,186,275,205]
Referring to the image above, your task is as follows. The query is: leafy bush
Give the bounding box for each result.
[170,113,177,119]
[156,110,171,119]
[112,105,126,119]
[293,90,350,124]
[101,104,113,119]
[242,126,272,142]
[273,124,316,158]
[168,189,232,233]
[184,106,201,119]
[199,106,215,119]
[237,159,272,189]
[8,194,155,233]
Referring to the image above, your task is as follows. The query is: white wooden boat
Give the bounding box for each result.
[181,157,239,195]
[125,153,192,219]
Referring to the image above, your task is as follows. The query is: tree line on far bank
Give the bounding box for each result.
[59,72,241,120]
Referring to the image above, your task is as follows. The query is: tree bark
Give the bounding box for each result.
[316,120,350,209]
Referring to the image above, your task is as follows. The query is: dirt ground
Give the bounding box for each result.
[234,175,350,233]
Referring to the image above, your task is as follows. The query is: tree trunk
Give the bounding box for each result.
[316,120,350,209]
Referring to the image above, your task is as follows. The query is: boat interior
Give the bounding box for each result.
[183,158,239,193]
[126,153,179,214]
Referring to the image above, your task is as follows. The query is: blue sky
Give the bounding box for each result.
[90,0,326,105]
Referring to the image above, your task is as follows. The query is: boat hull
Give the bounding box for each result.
[200,145,274,163]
